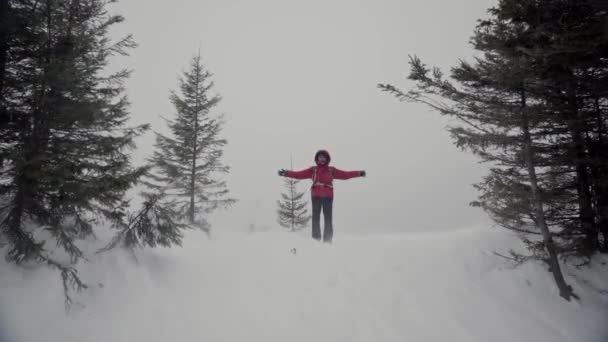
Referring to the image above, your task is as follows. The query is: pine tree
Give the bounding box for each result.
[277,163,310,231]
[493,0,608,254]
[377,0,608,300]
[0,0,148,307]
[144,53,235,238]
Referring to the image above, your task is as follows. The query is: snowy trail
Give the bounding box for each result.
[1,227,607,342]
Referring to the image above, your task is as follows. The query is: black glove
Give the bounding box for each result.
[360,170,366,177]
[278,169,287,177]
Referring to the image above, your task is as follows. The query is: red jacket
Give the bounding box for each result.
[285,150,361,198]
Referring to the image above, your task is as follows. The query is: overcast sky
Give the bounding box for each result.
[109,0,498,233]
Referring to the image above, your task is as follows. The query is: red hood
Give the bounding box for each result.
[315,150,331,166]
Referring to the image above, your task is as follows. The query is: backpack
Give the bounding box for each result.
[311,166,335,189]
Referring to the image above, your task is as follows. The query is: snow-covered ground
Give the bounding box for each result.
[1,226,607,342]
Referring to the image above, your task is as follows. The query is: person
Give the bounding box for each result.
[278,150,365,242]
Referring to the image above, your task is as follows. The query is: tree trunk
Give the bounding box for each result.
[189,146,195,224]
[521,91,573,301]
[591,97,608,250]
[6,181,26,261]
[290,180,295,231]
[567,92,597,254]
[5,168,43,263]
[189,60,201,225]
[596,169,608,251]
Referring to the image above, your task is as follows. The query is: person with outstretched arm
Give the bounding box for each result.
[278,150,365,242]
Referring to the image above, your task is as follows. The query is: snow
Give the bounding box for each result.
[1,226,607,342]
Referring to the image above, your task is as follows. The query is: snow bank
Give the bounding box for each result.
[1,226,607,342]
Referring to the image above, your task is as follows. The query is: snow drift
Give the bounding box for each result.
[1,226,607,342]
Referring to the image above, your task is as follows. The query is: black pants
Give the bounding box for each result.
[312,197,333,242]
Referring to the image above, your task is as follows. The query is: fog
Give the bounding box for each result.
[110,0,497,233]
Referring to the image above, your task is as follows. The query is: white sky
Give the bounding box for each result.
[110,0,497,233]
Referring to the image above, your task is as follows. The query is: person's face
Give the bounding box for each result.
[317,154,328,165]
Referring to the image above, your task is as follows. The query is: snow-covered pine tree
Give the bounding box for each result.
[277,162,310,231]
[144,53,235,238]
[0,0,148,307]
